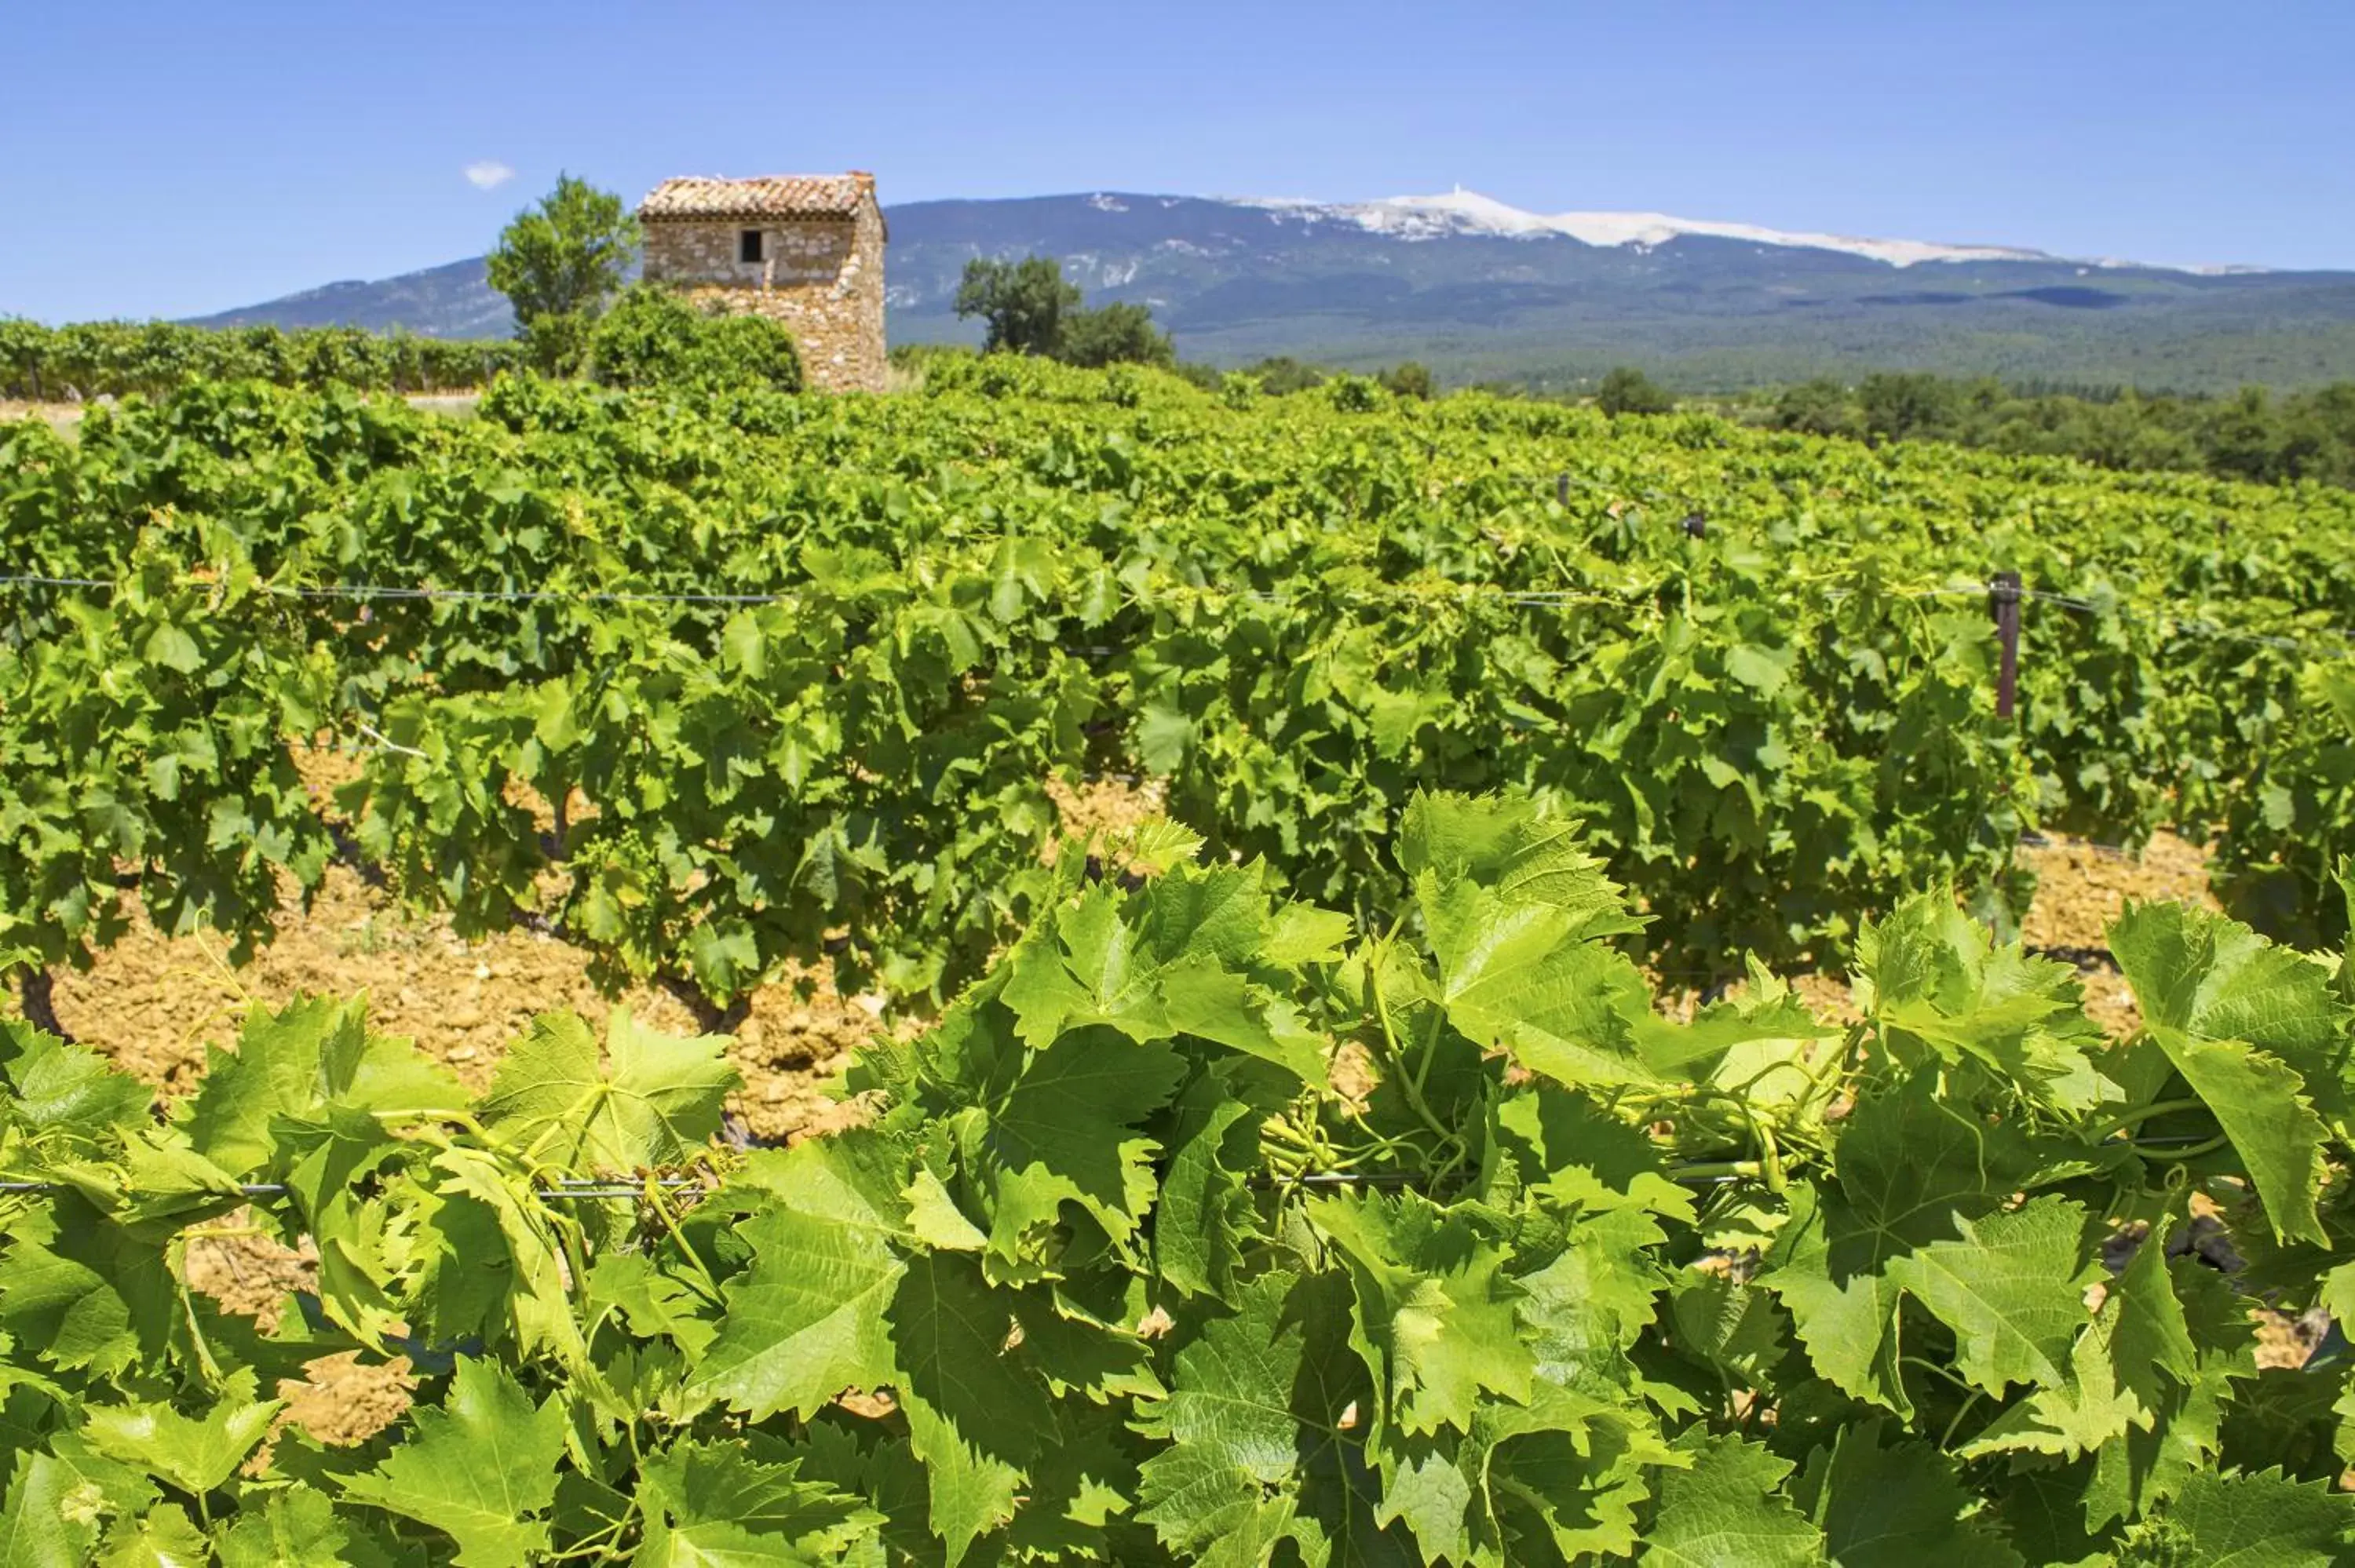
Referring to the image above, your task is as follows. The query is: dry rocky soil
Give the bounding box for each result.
[4,804,2280,1442]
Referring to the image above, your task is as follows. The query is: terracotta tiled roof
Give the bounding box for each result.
[637,173,874,221]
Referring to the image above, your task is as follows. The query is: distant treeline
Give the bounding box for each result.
[1184,355,2355,492]
[0,318,523,400]
[1743,372,2355,489]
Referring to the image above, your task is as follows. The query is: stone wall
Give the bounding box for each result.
[641,202,887,392]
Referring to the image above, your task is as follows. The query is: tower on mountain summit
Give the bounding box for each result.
[637,172,887,392]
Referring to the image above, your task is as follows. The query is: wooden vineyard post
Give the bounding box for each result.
[1556,473,1569,507]
[1991,571,2022,720]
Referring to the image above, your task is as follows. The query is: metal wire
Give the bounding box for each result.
[0,1166,1754,1201]
[7,566,2350,654]
[0,1177,706,1200]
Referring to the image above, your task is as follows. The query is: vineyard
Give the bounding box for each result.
[6,358,2355,1563]
[0,317,520,402]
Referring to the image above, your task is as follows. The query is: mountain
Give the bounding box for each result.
[192,256,513,339]
[184,191,2355,391]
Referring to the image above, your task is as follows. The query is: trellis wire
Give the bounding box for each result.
[0,1178,703,1201]
[0,1168,1743,1201]
[6,563,2350,658]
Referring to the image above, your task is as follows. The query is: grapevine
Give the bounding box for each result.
[3,794,2353,1563]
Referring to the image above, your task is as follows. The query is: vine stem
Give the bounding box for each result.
[1666,1160,1762,1181]
[1364,943,1466,1162]
[2085,1096,2207,1143]
[2138,1134,2230,1163]
[1940,1389,1985,1452]
[644,1176,722,1304]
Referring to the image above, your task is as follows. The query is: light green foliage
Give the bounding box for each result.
[3,790,2351,1563]
[79,1371,281,1500]
[480,1008,737,1172]
[2123,1467,2355,1565]
[12,344,2355,1566]
[586,283,805,394]
[12,368,2355,1019]
[1641,1431,1821,1566]
[337,1358,566,1564]
[0,315,520,399]
[688,1140,911,1420]
[484,173,638,332]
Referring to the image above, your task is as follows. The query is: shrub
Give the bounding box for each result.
[1324,373,1386,413]
[1057,302,1175,370]
[1596,366,1675,416]
[1378,361,1436,399]
[586,286,803,394]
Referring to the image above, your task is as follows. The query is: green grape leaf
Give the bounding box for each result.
[902,1167,989,1253]
[213,1489,355,1568]
[1961,1305,2143,1460]
[2112,900,2350,1102]
[0,1026,152,1150]
[0,1196,177,1379]
[1763,1069,2032,1413]
[479,1008,737,1174]
[688,1137,912,1421]
[1495,1085,1696,1222]
[2146,1026,2329,1245]
[634,1438,883,1564]
[964,1025,1185,1254]
[0,1451,106,1568]
[80,1372,281,1499]
[1793,1419,2021,1567]
[1514,1207,1671,1398]
[1643,1430,1823,1566]
[336,1355,566,1566]
[1886,1196,2096,1396]
[95,1503,209,1568]
[425,1147,584,1364]
[1859,894,2105,1107]
[1309,1190,1532,1436]
[184,996,463,1178]
[1134,1271,1376,1564]
[1154,1071,1265,1302]
[1000,870,1326,1082]
[1421,883,1659,1090]
[1669,1269,1791,1386]
[1133,1271,1313,1491]
[886,1251,1049,1567]
[1397,789,1645,944]
[2133,1466,2355,1566]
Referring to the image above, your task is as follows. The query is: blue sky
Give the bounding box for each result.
[5,0,2351,322]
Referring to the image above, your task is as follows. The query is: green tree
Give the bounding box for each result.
[955,257,1079,356]
[1596,366,1674,416]
[1241,356,1327,396]
[1857,371,1959,441]
[487,174,641,374]
[1378,362,1436,400]
[1769,378,1860,438]
[1057,302,1175,369]
[2202,387,2287,482]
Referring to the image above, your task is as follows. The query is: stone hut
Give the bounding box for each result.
[637,173,886,392]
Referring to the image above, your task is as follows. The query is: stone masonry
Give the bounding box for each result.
[637,173,886,393]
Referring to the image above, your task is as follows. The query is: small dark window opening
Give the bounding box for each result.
[739,229,764,264]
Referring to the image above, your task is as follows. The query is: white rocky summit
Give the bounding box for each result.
[1232,188,2241,273]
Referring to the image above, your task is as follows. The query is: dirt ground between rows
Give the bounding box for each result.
[2,814,2247,1445]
